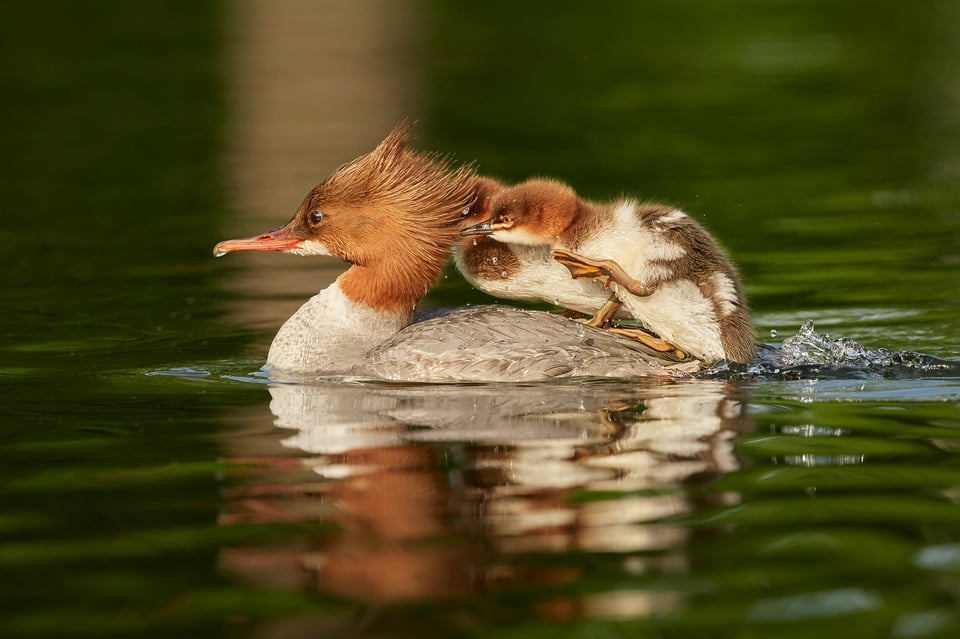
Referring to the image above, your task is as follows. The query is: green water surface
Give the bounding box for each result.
[1,2,959,638]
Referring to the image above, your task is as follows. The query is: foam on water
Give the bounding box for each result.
[776,319,957,371]
[712,319,960,383]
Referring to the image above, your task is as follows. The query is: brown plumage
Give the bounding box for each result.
[456,176,529,281]
[277,122,477,312]
[460,176,506,227]
[634,205,754,363]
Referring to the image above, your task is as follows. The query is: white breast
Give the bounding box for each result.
[267,282,410,375]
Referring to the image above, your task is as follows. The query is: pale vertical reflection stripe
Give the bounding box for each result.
[222,0,421,333]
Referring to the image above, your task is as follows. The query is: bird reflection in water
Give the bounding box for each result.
[218,379,752,622]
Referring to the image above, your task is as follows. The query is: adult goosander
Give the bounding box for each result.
[461,179,755,364]
[213,125,700,382]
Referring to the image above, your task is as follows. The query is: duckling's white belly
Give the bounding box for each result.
[575,210,726,361]
[616,280,725,362]
[577,207,688,280]
[457,244,618,316]
[480,260,611,314]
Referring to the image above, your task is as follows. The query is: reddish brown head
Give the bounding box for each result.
[460,178,580,246]
[216,122,474,263]
[214,122,477,312]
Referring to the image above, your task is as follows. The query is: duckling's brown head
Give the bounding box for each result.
[461,178,579,246]
[459,176,506,225]
[455,176,506,249]
[214,122,476,268]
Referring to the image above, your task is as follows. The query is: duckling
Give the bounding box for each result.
[461,178,755,364]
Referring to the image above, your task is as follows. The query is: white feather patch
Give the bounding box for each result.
[492,227,553,246]
[591,201,687,265]
[658,209,688,223]
[287,239,332,257]
[457,244,614,316]
[616,279,726,361]
[644,264,675,283]
[709,272,739,316]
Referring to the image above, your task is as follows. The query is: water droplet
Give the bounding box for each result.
[461,207,471,217]
[500,270,507,278]
[770,329,778,338]
[472,239,478,247]
[491,256,498,265]
[214,250,227,258]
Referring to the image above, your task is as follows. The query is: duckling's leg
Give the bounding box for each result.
[589,296,690,361]
[585,294,621,328]
[607,326,689,361]
[552,249,688,359]
[552,249,655,297]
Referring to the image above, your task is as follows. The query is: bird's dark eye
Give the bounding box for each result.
[308,209,323,225]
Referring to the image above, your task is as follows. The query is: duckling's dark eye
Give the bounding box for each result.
[308,209,323,225]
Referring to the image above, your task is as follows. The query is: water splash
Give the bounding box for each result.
[709,320,959,382]
[778,320,916,368]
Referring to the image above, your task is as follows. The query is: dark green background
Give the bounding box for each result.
[1,1,958,637]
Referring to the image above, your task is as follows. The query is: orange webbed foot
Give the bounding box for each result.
[552,249,655,297]
[606,325,690,362]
